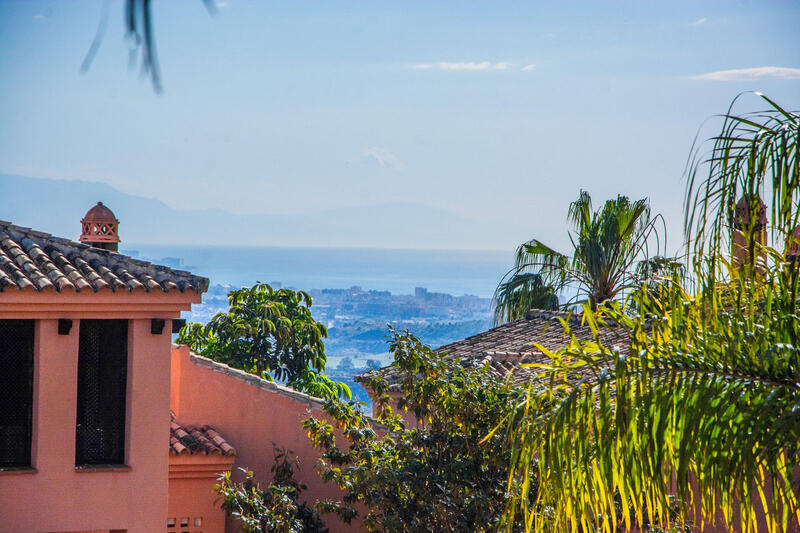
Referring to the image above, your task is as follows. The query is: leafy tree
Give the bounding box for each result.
[216,446,328,533]
[493,191,667,323]
[504,94,800,533]
[304,329,536,532]
[178,283,350,401]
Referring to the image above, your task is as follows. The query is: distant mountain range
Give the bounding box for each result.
[0,174,522,250]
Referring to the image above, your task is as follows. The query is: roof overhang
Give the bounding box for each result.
[0,289,202,319]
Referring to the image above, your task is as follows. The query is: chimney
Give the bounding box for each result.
[731,195,767,273]
[79,201,120,252]
[786,225,800,266]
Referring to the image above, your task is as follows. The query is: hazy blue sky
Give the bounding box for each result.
[1,0,798,251]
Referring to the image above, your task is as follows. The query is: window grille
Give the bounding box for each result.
[75,319,128,466]
[0,320,35,468]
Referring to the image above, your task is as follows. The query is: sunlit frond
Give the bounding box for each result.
[685,92,800,260]
[504,95,800,533]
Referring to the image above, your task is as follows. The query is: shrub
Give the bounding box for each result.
[304,329,536,532]
[216,446,328,533]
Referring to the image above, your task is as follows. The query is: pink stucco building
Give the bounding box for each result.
[0,205,361,533]
[0,211,209,532]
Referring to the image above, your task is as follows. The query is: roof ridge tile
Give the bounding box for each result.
[0,220,208,294]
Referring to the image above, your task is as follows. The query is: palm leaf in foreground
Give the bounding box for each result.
[685,92,800,262]
[506,265,800,533]
[504,95,800,533]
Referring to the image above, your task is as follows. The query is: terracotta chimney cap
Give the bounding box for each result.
[786,226,800,259]
[734,195,768,230]
[82,201,118,223]
[80,201,120,250]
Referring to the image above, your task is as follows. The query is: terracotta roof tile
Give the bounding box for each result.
[356,309,630,388]
[0,220,208,294]
[169,420,236,456]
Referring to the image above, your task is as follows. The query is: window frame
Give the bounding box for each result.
[75,319,129,468]
[0,319,35,470]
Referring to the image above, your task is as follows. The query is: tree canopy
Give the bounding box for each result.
[178,283,350,401]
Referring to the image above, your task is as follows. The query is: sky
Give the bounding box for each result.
[0,0,798,252]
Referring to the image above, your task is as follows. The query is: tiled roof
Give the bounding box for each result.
[0,220,208,293]
[170,420,236,456]
[355,309,630,388]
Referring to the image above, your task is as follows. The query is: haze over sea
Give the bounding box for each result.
[125,244,511,298]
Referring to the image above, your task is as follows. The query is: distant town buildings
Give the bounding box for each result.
[310,285,487,322]
[190,283,490,330]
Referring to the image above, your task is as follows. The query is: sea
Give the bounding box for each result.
[123,244,512,297]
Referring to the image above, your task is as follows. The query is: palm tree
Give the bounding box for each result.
[492,191,666,323]
[502,94,800,533]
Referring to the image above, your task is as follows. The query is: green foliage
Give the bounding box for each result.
[504,94,800,533]
[494,190,668,323]
[304,329,536,532]
[630,255,688,311]
[493,272,559,325]
[178,283,350,401]
[216,446,328,533]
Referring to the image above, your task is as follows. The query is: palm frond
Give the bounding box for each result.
[81,0,216,93]
[567,190,593,232]
[685,92,800,261]
[505,94,800,533]
[507,262,800,533]
[492,272,559,325]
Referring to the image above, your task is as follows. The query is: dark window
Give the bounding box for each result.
[76,319,128,466]
[0,319,35,468]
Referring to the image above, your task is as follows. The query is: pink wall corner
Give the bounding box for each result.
[170,342,190,417]
[168,454,235,533]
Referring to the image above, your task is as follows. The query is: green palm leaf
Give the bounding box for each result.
[504,94,800,533]
[493,191,668,323]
